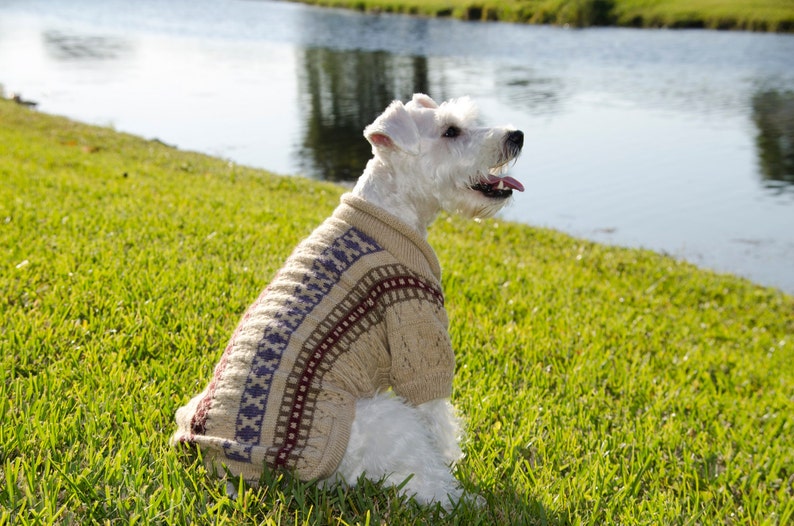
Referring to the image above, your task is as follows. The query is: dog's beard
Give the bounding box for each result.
[452,157,523,218]
[434,172,515,220]
[455,194,513,219]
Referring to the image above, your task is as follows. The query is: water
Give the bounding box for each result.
[1,0,793,292]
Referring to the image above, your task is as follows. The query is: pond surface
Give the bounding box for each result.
[2,0,793,292]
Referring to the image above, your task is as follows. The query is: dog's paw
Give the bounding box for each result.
[225,480,239,500]
[436,488,486,511]
[463,491,486,508]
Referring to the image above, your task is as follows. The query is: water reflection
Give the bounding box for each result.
[296,47,439,181]
[494,65,566,115]
[43,30,130,61]
[753,90,794,188]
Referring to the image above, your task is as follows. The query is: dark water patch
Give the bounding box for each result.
[753,90,794,187]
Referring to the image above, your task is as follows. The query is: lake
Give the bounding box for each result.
[1,0,793,293]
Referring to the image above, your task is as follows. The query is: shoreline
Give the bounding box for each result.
[3,96,791,297]
[284,0,794,32]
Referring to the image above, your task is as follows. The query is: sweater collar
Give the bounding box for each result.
[333,193,442,281]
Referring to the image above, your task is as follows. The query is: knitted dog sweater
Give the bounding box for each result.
[172,194,454,482]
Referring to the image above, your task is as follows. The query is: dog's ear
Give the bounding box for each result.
[407,93,438,110]
[364,100,421,156]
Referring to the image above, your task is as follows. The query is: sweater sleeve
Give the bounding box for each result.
[384,299,455,406]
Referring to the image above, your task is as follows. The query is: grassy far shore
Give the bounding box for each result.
[286,0,794,31]
[2,98,793,525]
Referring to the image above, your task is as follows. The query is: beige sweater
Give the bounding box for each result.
[172,194,454,482]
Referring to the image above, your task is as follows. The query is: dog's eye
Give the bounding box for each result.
[443,126,461,138]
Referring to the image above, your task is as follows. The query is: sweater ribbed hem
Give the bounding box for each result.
[396,372,454,407]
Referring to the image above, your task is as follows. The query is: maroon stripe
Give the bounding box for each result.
[274,275,443,466]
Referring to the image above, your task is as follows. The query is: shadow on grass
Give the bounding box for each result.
[174,444,568,524]
[470,481,568,526]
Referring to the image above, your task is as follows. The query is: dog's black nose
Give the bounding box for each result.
[507,130,524,149]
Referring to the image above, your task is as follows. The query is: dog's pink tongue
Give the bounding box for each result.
[486,174,525,192]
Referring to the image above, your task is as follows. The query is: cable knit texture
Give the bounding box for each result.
[172,194,454,482]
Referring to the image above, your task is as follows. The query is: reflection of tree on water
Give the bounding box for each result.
[43,30,131,61]
[753,90,794,186]
[295,48,437,182]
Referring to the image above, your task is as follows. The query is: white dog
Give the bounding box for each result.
[172,93,524,508]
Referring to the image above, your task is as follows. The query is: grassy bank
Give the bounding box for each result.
[286,0,794,31]
[1,98,793,525]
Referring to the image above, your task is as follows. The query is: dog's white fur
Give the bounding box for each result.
[353,94,523,235]
[314,93,524,508]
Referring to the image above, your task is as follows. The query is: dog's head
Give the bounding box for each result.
[363,93,524,219]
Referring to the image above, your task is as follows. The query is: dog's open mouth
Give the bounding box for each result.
[470,173,525,199]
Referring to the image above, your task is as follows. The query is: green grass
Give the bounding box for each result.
[287,0,794,31]
[1,98,792,525]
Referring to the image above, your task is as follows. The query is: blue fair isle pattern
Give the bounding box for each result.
[224,227,383,462]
